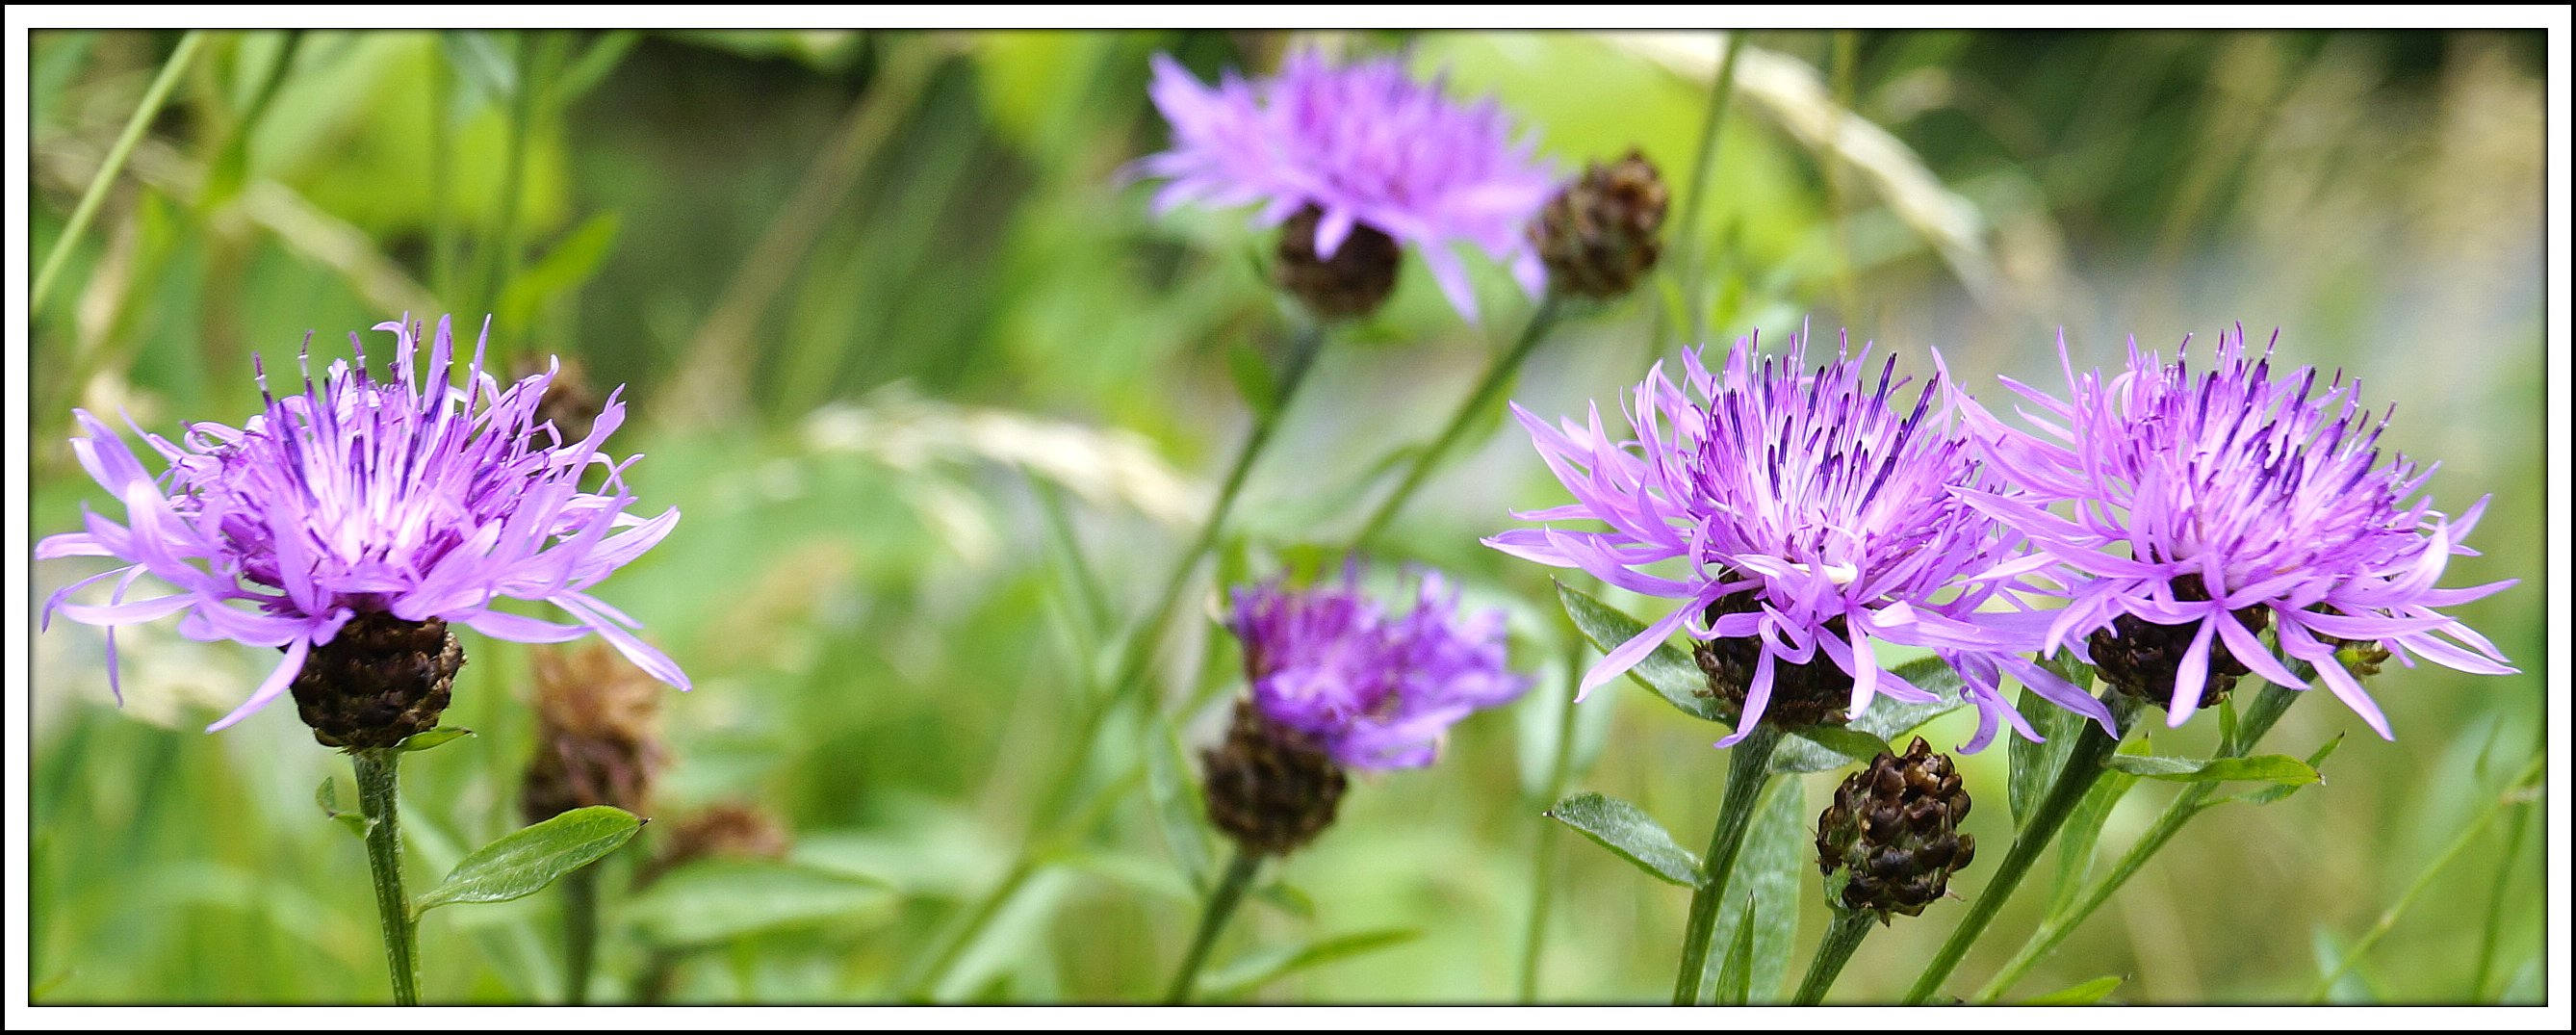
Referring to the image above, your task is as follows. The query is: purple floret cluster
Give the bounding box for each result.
[38,315,688,732]
[1137,48,1559,324]
[1227,568,1533,770]
[1493,325,2513,749]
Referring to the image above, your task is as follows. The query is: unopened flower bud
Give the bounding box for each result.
[1201,696,1349,857]
[288,613,464,749]
[1531,148,1668,299]
[520,641,667,825]
[1816,737,1977,919]
[1275,204,1402,322]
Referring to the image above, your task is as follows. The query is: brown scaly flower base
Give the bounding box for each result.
[1201,697,1348,857]
[288,612,464,749]
[1530,147,1668,300]
[1691,589,1853,730]
[1275,204,1401,322]
[1816,737,1976,919]
[2090,574,2272,712]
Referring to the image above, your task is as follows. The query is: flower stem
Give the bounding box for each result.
[1348,293,1563,550]
[560,864,599,1004]
[1167,848,1262,1003]
[1654,29,1748,356]
[1515,634,1589,1001]
[1792,909,1877,1004]
[1671,723,1783,1004]
[32,30,206,312]
[1971,678,2305,1002]
[351,748,421,1005]
[1900,693,2138,1004]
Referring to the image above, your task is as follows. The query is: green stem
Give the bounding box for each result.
[1658,30,1747,354]
[1901,693,2137,1005]
[1793,909,1877,1004]
[477,31,545,331]
[428,45,457,302]
[1167,849,1262,1003]
[32,31,205,313]
[2470,789,2535,1000]
[1515,635,1589,1001]
[1672,723,1783,1004]
[351,748,421,1005]
[1349,293,1562,550]
[1972,678,2305,1002]
[561,864,598,1004]
[2304,755,2543,1003]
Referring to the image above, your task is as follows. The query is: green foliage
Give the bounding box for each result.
[412,807,643,915]
[626,858,892,947]
[2103,753,2320,787]
[1543,791,1702,888]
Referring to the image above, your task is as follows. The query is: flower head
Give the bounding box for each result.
[1486,329,2106,752]
[1138,48,1558,324]
[38,315,687,733]
[1954,327,2515,738]
[1226,567,1533,770]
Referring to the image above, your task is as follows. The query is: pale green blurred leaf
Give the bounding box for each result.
[627,857,892,946]
[1198,928,1421,1000]
[2022,974,2124,1004]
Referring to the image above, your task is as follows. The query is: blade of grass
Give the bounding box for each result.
[33,31,205,313]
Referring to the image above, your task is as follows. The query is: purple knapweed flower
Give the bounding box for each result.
[1136,47,1558,324]
[37,315,688,733]
[1486,329,2110,752]
[1952,327,2515,738]
[1227,568,1533,769]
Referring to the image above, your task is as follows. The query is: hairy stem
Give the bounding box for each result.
[1902,693,2138,1004]
[1166,849,1262,1003]
[1672,724,1782,1004]
[1348,293,1562,550]
[351,748,421,1005]
[1793,909,1877,1004]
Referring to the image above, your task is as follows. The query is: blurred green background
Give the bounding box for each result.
[26,29,2545,1004]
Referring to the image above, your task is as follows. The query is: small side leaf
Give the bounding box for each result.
[1226,339,1280,419]
[2106,753,2319,787]
[2010,686,2084,830]
[396,726,475,753]
[2221,735,2347,807]
[1543,791,1702,888]
[1714,899,1757,1005]
[2023,974,2125,1004]
[1705,778,1805,1002]
[1143,711,1215,893]
[315,777,369,840]
[1196,928,1421,1000]
[412,806,643,915]
[2047,766,2141,920]
[1556,582,1728,725]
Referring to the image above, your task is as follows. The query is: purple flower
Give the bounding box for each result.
[1953,327,2515,738]
[1137,48,1558,324]
[38,315,688,733]
[1227,568,1533,769]
[1486,329,2107,752]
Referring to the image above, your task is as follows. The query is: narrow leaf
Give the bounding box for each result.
[1555,582,1728,724]
[1197,928,1421,1000]
[498,212,623,328]
[2047,767,2140,920]
[2105,753,2319,786]
[314,777,368,839]
[1714,899,1756,1005]
[1226,339,1279,419]
[2226,735,2347,807]
[412,806,642,915]
[396,726,474,753]
[2023,974,2125,1004]
[1705,778,1805,1002]
[1144,710,1215,893]
[2010,687,2083,830]
[1544,791,1702,888]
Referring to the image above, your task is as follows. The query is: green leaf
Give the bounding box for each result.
[412,806,642,915]
[626,858,891,947]
[1143,710,1215,893]
[1714,898,1756,1005]
[1197,928,1421,1000]
[396,726,475,753]
[498,212,623,330]
[1554,582,1727,725]
[1225,339,1279,419]
[1707,778,1804,1002]
[1251,879,1314,919]
[2047,765,2140,920]
[2022,974,2125,1004]
[1771,656,1966,773]
[2105,753,2319,786]
[314,777,369,840]
[2221,735,2346,807]
[1543,791,1702,887]
[439,31,518,106]
[2010,687,2083,830]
